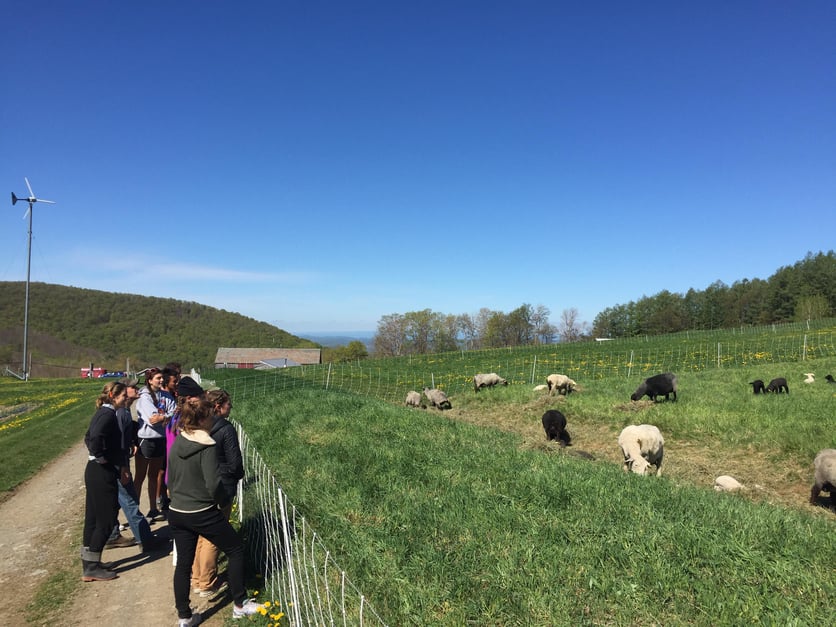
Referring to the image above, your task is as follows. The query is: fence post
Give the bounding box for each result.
[531,355,537,384]
[628,350,634,378]
[326,362,332,390]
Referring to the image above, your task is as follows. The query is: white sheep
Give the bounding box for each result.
[617,424,664,476]
[803,372,815,384]
[405,390,423,408]
[473,372,508,392]
[546,373,577,396]
[714,475,745,492]
[810,448,836,506]
[423,387,452,410]
[533,384,548,392]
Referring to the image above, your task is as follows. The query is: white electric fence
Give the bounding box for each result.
[233,424,388,627]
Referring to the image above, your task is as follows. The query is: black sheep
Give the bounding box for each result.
[631,373,678,402]
[541,410,571,447]
[766,377,789,394]
[749,380,766,394]
[825,374,835,384]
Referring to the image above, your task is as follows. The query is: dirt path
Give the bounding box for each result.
[0,440,229,626]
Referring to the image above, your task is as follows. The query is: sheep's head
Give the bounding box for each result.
[628,457,651,475]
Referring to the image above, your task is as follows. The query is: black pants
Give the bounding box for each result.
[83,461,119,553]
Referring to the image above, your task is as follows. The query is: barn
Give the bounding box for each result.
[214,347,322,369]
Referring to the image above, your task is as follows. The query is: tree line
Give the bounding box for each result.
[592,251,836,338]
[372,251,836,355]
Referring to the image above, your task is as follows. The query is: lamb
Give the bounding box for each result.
[826,374,836,384]
[714,475,745,492]
[803,372,815,384]
[541,409,571,447]
[810,448,836,506]
[546,373,577,396]
[766,377,789,394]
[405,391,423,408]
[533,384,548,392]
[749,379,766,394]
[473,372,508,392]
[630,373,678,402]
[618,424,664,476]
[422,387,452,410]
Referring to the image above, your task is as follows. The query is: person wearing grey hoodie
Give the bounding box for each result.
[166,397,263,626]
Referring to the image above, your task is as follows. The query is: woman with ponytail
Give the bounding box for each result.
[81,381,128,582]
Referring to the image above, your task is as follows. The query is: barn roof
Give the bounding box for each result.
[214,347,321,365]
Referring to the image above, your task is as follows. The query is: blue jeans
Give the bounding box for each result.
[109,479,152,544]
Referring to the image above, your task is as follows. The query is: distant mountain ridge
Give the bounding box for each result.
[0,282,318,375]
[297,332,374,348]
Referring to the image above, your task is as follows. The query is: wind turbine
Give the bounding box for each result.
[10,178,56,381]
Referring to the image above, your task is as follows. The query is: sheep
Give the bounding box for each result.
[630,373,678,402]
[422,387,452,410]
[541,409,571,447]
[766,377,789,394]
[533,384,548,392]
[749,379,766,394]
[618,424,664,476]
[825,374,836,384]
[810,448,836,506]
[714,475,745,492]
[546,373,577,396]
[473,372,508,392]
[803,372,815,384]
[405,390,423,408]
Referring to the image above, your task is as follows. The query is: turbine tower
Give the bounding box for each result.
[10,178,55,381]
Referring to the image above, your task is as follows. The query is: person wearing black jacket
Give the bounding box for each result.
[191,388,245,597]
[81,381,129,582]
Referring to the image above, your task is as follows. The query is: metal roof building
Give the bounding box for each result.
[214,347,321,369]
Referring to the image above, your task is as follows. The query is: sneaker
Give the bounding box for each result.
[232,599,265,619]
[119,522,130,532]
[177,612,202,626]
[196,581,228,599]
[105,534,138,549]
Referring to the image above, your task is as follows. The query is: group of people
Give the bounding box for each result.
[81,364,265,625]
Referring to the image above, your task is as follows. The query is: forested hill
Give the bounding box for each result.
[0,282,318,373]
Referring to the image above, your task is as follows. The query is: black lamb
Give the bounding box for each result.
[749,380,766,394]
[766,377,789,394]
[542,410,571,447]
[631,373,678,402]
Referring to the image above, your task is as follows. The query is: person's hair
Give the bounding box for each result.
[143,367,161,405]
[206,389,231,412]
[164,361,182,376]
[178,397,213,434]
[96,381,127,408]
[161,367,179,389]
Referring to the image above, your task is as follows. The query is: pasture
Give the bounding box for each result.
[2,320,835,624]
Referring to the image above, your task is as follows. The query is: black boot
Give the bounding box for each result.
[81,559,117,582]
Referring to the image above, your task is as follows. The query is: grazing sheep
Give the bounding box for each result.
[423,387,452,410]
[749,379,766,394]
[546,373,577,396]
[630,373,678,402]
[810,448,836,506]
[803,373,815,384]
[766,377,789,394]
[541,409,571,447]
[714,475,745,492]
[533,384,548,392]
[405,390,423,408]
[618,424,664,476]
[473,372,508,392]
[825,374,836,384]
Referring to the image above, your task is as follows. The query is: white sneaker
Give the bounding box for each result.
[232,599,265,619]
[177,612,202,626]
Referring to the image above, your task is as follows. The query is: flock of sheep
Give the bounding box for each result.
[406,370,835,510]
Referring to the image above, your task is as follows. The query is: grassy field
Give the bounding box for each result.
[2,321,835,625]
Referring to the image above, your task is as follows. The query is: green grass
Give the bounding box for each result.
[0,377,99,498]
[235,385,835,626]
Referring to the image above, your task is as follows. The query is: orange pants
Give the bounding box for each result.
[191,502,233,591]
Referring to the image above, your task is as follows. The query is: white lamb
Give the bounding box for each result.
[405,391,423,408]
[617,424,664,476]
[714,475,745,492]
[546,373,577,396]
[803,372,815,383]
[810,448,836,506]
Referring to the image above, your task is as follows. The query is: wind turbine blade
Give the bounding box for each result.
[37,199,56,204]
[22,207,30,220]
[25,177,34,198]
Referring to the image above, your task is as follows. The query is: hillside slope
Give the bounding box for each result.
[0,282,317,374]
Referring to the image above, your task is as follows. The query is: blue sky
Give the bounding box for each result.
[2,1,834,335]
